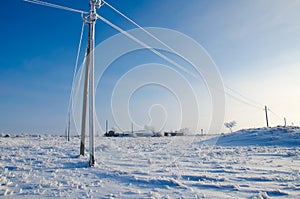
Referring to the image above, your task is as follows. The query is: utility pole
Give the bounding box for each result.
[88,0,101,167]
[284,117,287,127]
[65,111,71,141]
[80,0,101,166]
[106,120,108,134]
[80,23,91,156]
[24,0,101,167]
[67,112,70,141]
[131,122,134,134]
[265,105,269,128]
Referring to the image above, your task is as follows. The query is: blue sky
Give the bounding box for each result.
[1,0,300,134]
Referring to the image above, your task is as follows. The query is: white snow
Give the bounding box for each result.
[202,126,300,147]
[0,126,299,198]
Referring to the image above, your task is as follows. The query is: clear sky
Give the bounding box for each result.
[0,0,300,134]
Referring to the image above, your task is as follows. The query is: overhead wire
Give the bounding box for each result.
[23,0,270,115]
[102,1,208,77]
[97,13,267,114]
[225,92,263,111]
[24,0,273,121]
[96,14,199,79]
[64,16,86,138]
[269,108,294,126]
[101,1,294,123]
[268,108,287,124]
[23,0,88,14]
[25,0,291,128]
[225,85,264,108]
[99,2,265,110]
[23,0,88,137]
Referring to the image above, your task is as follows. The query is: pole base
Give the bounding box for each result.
[89,155,95,167]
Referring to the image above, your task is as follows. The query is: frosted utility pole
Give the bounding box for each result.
[23,0,101,166]
[265,105,269,128]
[80,0,101,166]
[89,0,101,166]
[80,27,91,156]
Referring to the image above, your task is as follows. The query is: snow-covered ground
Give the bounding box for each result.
[1,127,300,198]
[203,126,300,147]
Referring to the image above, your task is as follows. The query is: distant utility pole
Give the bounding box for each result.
[106,120,108,134]
[265,105,269,128]
[65,111,71,141]
[284,117,287,127]
[131,122,134,134]
[67,112,70,141]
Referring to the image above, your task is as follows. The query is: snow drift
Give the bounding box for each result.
[200,126,300,147]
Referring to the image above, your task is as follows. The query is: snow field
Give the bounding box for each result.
[0,128,299,198]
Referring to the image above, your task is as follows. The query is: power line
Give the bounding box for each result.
[22,0,272,116]
[225,91,264,111]
[23,0,88,14]
[103,1,298,125]
[268,109,282,120]
[102,0,210,77]
[96,14,199,79]
[97,13,267,114]
[65,17,86,139]
[25,0,292,129]
[99,2,266,110]
[225,85,264,108]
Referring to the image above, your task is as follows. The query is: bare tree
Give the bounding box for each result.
[224,121,237,133]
